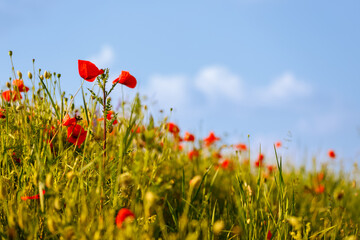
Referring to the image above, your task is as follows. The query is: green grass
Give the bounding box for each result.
[0,56,359,240]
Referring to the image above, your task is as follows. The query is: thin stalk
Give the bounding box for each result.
[103,86,106,166]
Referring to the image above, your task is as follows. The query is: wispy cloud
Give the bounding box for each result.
[89,45,115,68]
[254,72,312,105]
[194,66,244,102]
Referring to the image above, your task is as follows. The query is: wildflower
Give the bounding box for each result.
[328,149,336,159]
[97,110,118,125]
[220,159,231,170]
[267,230,272,240]
[21,190,46,201]
[12,79,29,92]
[2,90,22,102]
[235,143,247,151]
[167,122,180,135]
[0,109,5,119]
[12,152,21,163]
[67,124,87,147]
[315,184,325,194]
[188,149,199,160]
[78,60,104,82]
[267,165,276,174]
[317,172,324,182]
[255,153,264,167]
[212,152,222,159]
[184,131,195,142]
[275,141,282,148]
[112,71,137,88]
[115,208,135,228]
[62,114,77,127]
[203,132,220,146]
[131,125,145,133]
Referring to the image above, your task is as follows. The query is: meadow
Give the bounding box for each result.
[0,52,359,239]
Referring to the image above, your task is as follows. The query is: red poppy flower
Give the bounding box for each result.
[328,150,336,159]
[167,122,180,135]
[184,132,195,142]
[203,132,220,147]
[12,79,29,92]
[2,90,22,102]
[235,143,247,151]
[317,172,324,182]
[97,110,118,125]
[315,184,325,194]
[115,208,135,228]
[275,141,282,148]
[255,153,264,167]
[62,114,77,127]
[212,152,222,159]
[112,71,137,88]
[267,230,272,240]
[12,152,21,163]
[188,149,199,161]
[21,190,46,201]
[78,60,104,82]
[267,165,276,174]
[0,109,5,119]
[67,124,87,147]
[220,159,231,169]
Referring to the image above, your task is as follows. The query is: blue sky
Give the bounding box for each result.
[1,0,359,168]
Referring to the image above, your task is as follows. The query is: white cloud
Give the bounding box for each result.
[143,74,189,110]
[195,66,244,101]
[256,72,311,104]
[89,45,115,68]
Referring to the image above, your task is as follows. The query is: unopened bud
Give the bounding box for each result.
[8,51,13,56]
[46,174,53,188]
[57,73,61,78]
[39,75,44,81]
[6,82,11,89]
[17,71,22,79]
[44,71,50,79]
[28,71,32,79]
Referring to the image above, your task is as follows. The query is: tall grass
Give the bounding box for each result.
[0,53,359,239]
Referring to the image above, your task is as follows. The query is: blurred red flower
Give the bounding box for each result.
[328,150,336,159]
[235,143,247,151]
[267,230,272,240]
[255,153,264,167]
[12,79,29,92]
[315,184,325,194]
[220,159,231,169]
[21,190,46,201]
[78,60,104,82]
[203,132,220,146]
[0,109,5,119]
[67,124,87,147]
[317,172,324,182]
[184,132,195,142]
[267,165,276,174]
[97,110,118,125]
[167,122,180,135]
[112,71,137,88]
[2,90,22,102]
[275,141,282,148]
[188,149,199,161]
[115,208,135,228]
[62,114,77,127]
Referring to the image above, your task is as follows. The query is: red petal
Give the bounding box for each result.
[78,60,104,82]
[113,71,137,88]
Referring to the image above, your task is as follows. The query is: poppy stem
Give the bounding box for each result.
[103,86,106,167]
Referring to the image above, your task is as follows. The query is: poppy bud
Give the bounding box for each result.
[28,71,32,79]
[8,51,12,56]
[57,73,61,78]
[44,71,50,79]
[6,82,11,89]
[39,75,44,81]
[46,174,53,188]
[17,71,22,79]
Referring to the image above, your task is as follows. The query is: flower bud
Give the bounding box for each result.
[39,75,44,81]
[213,220,225,235]
[57,73,61,78]
[17,71,22,79]
[8,51,12,56]
[44,71,50,79]
[6,82,11,89]
[28,71,32,79]
[46,174,53,188]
